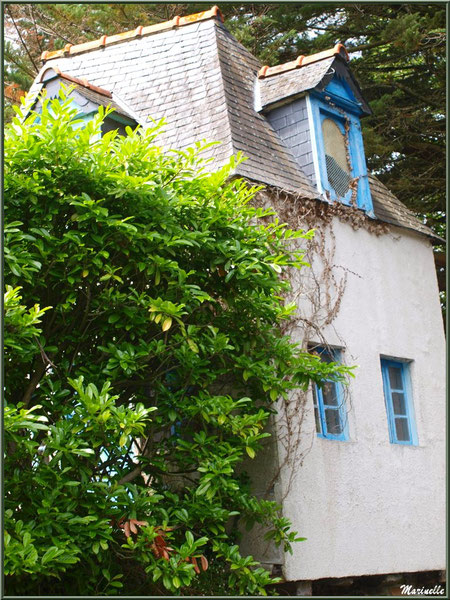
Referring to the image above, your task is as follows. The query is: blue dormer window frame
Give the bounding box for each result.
[308,82,374,216]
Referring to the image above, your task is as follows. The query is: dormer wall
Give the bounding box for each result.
[266,97,317,189]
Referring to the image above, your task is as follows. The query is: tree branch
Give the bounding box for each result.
[22,363,47,407]
[6,6,39,73]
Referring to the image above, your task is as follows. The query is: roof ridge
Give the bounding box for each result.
[258,43,349,79]
[41,6,223,62]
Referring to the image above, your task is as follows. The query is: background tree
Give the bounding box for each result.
[4,93,350,595]
[4,2,445,235]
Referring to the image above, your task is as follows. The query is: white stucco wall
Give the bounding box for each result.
[244,217,446,581]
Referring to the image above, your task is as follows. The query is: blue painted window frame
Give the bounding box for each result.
[312,347,348,441]
[309,87,374,216]
[380,358,418,446]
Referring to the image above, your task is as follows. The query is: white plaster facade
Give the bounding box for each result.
[243,216,446,581]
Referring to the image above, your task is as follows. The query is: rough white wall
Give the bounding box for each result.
[280,218,446,581]
[243,217,446,581]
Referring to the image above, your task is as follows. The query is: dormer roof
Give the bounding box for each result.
[258,46,371,115]
[38,66,137,123]
[26,6,438,241]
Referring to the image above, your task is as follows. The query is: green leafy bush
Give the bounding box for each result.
[4,92,350,595]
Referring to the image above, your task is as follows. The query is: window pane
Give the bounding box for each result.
[388,366,404,390]
[322,381,338,406]
[314,406,322,433]
[325,408,343,435]
[395,417,410,442]
[392,392,406,415]
[319,350,333,363]
[322,118,352,197]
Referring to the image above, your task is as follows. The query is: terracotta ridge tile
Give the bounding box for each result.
[40,67,112,98]
[258,43,349,79]
[40,5,223,62]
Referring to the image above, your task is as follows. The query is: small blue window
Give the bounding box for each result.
[312,348,348,441]
[380,359,418,446]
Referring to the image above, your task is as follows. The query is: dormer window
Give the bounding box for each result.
[258,43,374,216]
[310,93,373,214]
[31,67,137,136]
[321,116,352,199]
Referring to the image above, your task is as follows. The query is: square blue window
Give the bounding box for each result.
[380,358,418,446]
[311,347,348,441]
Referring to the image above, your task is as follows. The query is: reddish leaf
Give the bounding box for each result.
[124,521,131,538]
[200,555,208,571]
[191,556,200,574]
[133,520,148,528]
[129,520,138,534]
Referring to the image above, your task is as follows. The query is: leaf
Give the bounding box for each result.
[187,338,199,353]
[162,317,172,332]
[185,531,194,546]
[246,447,256,459]
[200,555,209,571]
[191,556,200,574]
[123,521,131,538]
[129,520,138,534]
[72,448,95,456]
[41,546,60,564]
[119,433,127,447]
[196,481,210,496]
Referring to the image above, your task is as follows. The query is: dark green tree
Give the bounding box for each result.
[4,92,350,595]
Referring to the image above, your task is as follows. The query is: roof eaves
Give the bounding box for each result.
[41,5,223,62]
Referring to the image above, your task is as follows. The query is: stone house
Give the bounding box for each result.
[26,6,446,595]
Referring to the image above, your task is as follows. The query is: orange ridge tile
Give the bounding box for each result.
[40,5,224,62]
[258,43,349,79]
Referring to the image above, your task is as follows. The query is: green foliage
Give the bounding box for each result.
[4,94,351,595]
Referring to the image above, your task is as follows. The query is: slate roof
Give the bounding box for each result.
[259,57,335,111]
[369,175,440,239]
[28,6,438,241]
